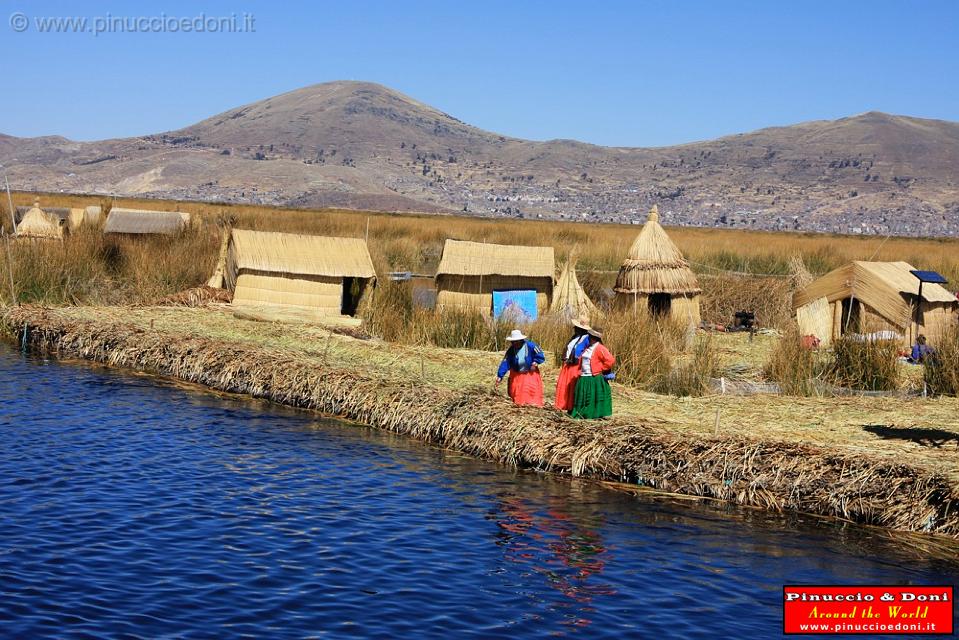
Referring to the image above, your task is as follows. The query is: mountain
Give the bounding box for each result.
[3,81,959,236]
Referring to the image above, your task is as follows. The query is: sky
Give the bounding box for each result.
[2,0,958,147]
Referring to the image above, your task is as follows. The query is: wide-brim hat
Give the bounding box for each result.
[507,329,527,342]
[572,318,591,331]
[588,327,604,339]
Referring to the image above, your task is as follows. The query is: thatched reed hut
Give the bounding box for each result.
[435,240,554,319]
[224,229,376,317]
[15,200,65,240]
[614,205,701,325]
[104,208,190,235]
[550,256,597,321]
[16,204,70,226]
[794,261,958,346]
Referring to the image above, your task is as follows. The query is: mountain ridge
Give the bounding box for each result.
[2,80,958,236]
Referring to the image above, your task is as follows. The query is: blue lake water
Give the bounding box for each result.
[0,344,956,638]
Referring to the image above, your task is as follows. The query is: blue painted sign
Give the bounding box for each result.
[492,289,538,321]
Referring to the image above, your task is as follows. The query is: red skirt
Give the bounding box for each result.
[508,370,544,407]
[553,363,581,411]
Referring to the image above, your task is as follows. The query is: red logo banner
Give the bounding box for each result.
[784,585,953,635]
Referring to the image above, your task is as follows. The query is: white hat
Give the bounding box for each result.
[506,329,527,342]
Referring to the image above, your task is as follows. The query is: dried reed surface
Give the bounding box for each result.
[4,304,958,539]
[153,286,233,307]
[4,191,959,328]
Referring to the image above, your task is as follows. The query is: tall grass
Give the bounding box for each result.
[764,326,832,396]
[765,329,902,395]
[0,225,219,307]
[924,327,959,396]
[652,334,720,397]
[831,338,901,391]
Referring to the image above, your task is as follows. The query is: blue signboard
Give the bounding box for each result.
[492,289,538,321]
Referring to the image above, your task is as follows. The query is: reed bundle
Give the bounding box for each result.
[5,305,957,539]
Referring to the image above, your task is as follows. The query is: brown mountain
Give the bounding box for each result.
[3,81,958,236]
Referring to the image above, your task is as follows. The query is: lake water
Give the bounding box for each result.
[0,344,955,638]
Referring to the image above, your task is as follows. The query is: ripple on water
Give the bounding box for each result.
[0,346,956,639]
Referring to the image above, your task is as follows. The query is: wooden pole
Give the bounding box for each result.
[4,172,16,236]
[2,229,16,306]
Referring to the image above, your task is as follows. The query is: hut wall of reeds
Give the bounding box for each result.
[16,201,65,240]
[434,240,555,317]
[104,208,190,235]
[793,261,959,345]
[224,229,376,317]
[84,205,103,225]
[613,205,701,325]
[550,256,597,321]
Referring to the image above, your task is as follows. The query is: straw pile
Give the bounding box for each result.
[4,305,957,540]
[16,201,65,240]
[550,255,598,321]
[154,286,233,307]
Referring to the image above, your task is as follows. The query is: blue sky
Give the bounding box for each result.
[3,0,957,146]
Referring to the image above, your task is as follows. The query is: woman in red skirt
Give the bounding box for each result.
[495,329,546,406]
[554,319,591,411]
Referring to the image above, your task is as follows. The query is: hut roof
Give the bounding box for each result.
[436,240,554,279]
[17,203,64,239]
[229,229,376,279]
[16,205,70,224]
[104,208,189,235]
[614,205,701,295]
[550,256,597,320]
[794,261,957,328]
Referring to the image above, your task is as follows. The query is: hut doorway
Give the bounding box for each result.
[648,293,671,318]
[341,277,365,316]
[840,298,861,333]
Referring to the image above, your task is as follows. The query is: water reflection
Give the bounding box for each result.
[490,494,614,630]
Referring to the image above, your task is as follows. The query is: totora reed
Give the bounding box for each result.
[2,304,957,540]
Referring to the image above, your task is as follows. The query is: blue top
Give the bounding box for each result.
[910,343,934,362]
[497,340,546,379]
[564,334,590,364]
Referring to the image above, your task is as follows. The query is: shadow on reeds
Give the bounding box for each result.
[863,425,959,449]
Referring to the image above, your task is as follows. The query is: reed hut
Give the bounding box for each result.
[225,229,376,317]
[15,200,65,240]
[793,261,959,346]
[550,256,598,321]
[435,240,555,320]
[85,205,103,225]
[614,205,701,324]
[104,208,190,235]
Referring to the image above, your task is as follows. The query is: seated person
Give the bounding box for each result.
[908,335,934,364]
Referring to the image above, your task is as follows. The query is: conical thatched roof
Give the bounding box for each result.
[550,255,597,320]
[614,205,701,295]
[17,200,64,240]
